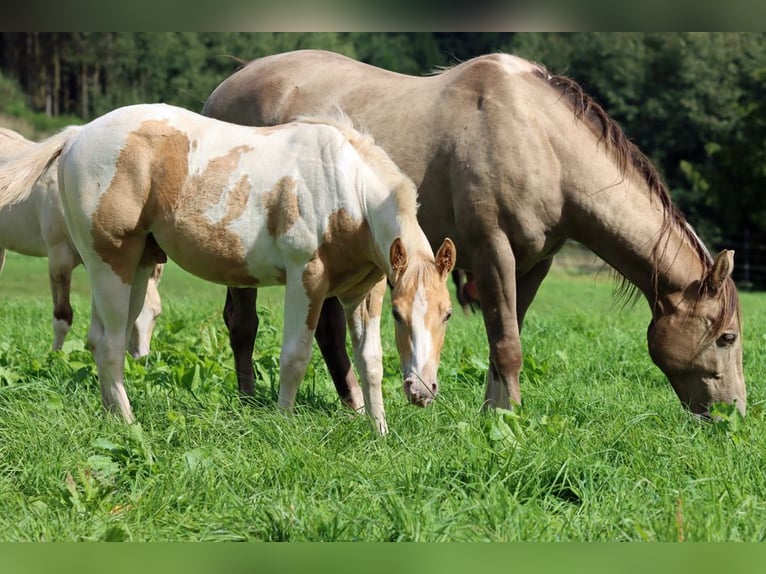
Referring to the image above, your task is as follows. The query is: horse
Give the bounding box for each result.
[0,103,456,434]
[202,49,746,418]
[452,270,480,315]
[0,127,163,358]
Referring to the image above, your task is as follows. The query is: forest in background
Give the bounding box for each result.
[1,32,765,287]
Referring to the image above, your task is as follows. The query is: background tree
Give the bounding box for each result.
[2,32,766,286]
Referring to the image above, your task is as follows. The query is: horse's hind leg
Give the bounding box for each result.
[314,297,363,411]
[86,262,136,422]
[129,263,163,359]
[223,287,259,397]
[47,244,79,350]
[125,263,157,358]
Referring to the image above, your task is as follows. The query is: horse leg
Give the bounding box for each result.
[314,297,364,411]
[125,263,156,356]
[276,272,326,412]
[223,287,259,398]
[128,263,163,359]
[452,269,471,315]
[86,263,136,423]
[341,278,388,434]
[471,233,523,409]
[47,245,78,351]
[515,258,553,331]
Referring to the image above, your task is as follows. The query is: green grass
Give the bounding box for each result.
[0,252,764,541]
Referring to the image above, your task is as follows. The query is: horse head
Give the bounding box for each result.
[647,250,745,418]
[389,237,456,407]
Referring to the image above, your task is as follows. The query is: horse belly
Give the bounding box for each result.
[155,209,302,288]
[0,202,46,257]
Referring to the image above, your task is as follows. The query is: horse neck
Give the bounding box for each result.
[565,167,709,311]
[363,181,433,280]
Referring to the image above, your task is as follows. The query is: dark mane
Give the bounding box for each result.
[533,68,738,335]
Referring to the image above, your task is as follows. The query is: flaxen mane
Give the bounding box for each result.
[534,68,738,336]
[296,113,419,220]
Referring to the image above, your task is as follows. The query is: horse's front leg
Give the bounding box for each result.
[471,233,523,409]
[341,278,388,435]
[223,287,259,398]
[315,297,364,411]
[277,269,327,412]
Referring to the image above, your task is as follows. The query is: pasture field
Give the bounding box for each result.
[0,252,764,541]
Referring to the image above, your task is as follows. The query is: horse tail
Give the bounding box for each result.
[0,248,5,274]
[0,125,81,208]
[0,127,31,144]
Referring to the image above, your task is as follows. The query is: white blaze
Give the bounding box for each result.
[409,284,432,374]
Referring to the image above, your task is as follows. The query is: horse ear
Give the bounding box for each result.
[390,237,408,277]
[435,238,457,278]
[706,250,734,292]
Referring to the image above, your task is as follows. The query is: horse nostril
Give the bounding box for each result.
[431,382,438,393]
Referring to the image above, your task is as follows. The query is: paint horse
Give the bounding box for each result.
[0,127,163,357]
[0,104,456,434]
[203,49,745,418]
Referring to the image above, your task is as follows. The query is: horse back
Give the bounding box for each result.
[59,103,381,288]
[204,51,562,267]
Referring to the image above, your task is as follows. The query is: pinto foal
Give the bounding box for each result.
[0,104,456,434]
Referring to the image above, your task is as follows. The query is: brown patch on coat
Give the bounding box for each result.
[174,145,258,285]
[301,208,381,329]
[261,176,300,237]
[92,119,190,283]
[93,120,258,285]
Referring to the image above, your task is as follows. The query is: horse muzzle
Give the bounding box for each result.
[403,376,438,408]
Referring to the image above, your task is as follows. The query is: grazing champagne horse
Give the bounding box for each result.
[0,127,163,357]
[203,49,746,418]
[0,104,456,433]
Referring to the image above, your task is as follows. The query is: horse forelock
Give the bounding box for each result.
[395,253,441,298]
[534,67,716,304]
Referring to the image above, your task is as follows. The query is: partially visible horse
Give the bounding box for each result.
[203,49,745,418]
[0,127,163,357]
[452,270,480,315]
[0,104,456,434]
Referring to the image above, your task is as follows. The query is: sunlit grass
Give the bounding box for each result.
[0,253,764,541]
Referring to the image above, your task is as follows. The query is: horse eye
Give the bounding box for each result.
[392,308,402,323]
[716,332,737,347]
[444,309,453,322]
